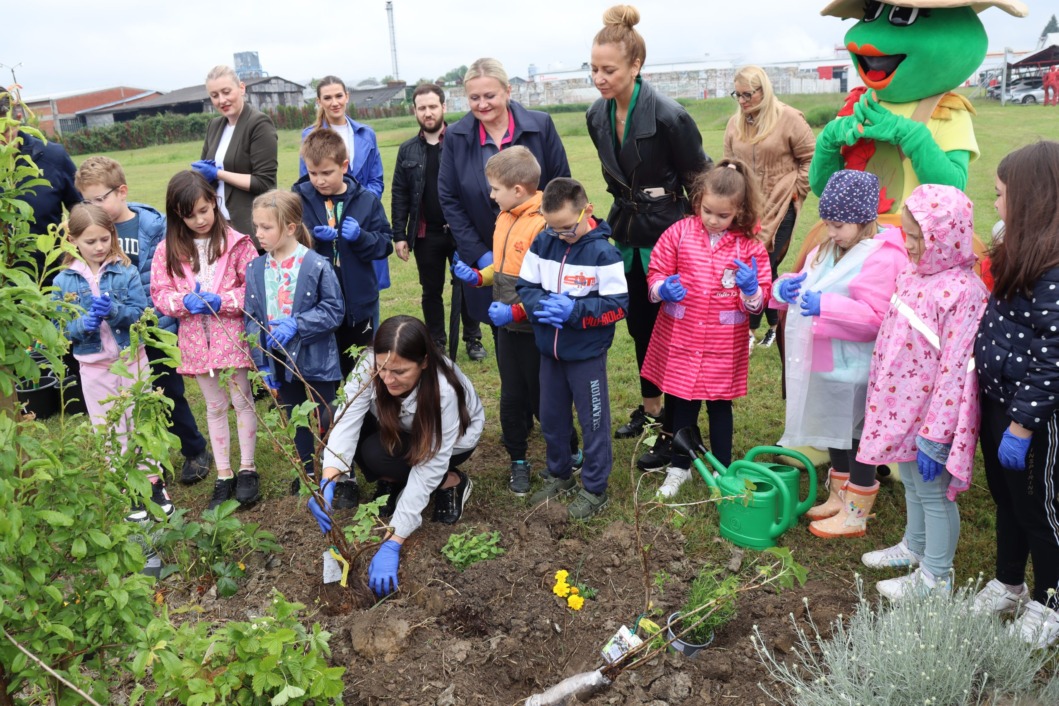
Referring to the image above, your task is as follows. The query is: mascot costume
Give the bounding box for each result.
[780,0,1029,480]
[1044,64,1059,107]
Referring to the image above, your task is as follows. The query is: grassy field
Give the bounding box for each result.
[74,95,1059,588]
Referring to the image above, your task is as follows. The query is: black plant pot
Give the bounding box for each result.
[16,374,60,420]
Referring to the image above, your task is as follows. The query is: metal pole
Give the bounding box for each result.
[1001,47,1011,106]
[386,2,399,80]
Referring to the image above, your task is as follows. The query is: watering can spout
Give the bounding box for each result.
[673,426,727,476]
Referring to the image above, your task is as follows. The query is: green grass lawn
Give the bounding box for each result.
[72,95,1059,589]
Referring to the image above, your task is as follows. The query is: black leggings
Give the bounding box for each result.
[750,204,796,330]
[354,413,474,485]
[665,395,734,468]
[828,439,876,488]
[625,253,663,399]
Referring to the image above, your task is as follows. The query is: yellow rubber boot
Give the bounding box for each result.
[809,481,879,538]
[805,469,849,521]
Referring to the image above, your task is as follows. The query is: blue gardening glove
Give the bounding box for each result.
[488,302,515,327]
[917,450,945,483]
[475,251,494,270]
[999,429,1031,471]
[451,256,480,285]
[312,225,338,242]
[80,313,101,332]
[267,317,298,349]
[200,291,221,312]
[91,294,112,319]
[659,274,687,303]
[183,283,211,315]
[777,272,807,304]
[734,257,759,296]
[538,292,575,329]
[340,217,361,242]
[190,159,218,183]
[307,477,337,534]
[257,365,280,391]
[799,290,821,317]
[368,540,402,597]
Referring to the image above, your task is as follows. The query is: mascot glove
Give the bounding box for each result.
[799,290,822,317]
[307,477,337,534]
[777,272,807,304]
[659,274,687,303]
[998,429,1031,472]
[368,540,402,596]
[312,225,338,242]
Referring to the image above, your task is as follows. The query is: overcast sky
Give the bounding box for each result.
[6,1,1055,98]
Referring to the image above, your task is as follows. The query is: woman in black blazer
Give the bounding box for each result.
[193,65,278,244]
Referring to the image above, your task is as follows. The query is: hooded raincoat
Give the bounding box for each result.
[857,185,987,499]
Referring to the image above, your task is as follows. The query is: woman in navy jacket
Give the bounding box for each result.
[438,57,571,325]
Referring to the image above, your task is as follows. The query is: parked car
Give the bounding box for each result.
[1003,76,1044,103]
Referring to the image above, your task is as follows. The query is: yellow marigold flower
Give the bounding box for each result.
[567,594,585,610]
[238,562,246,572]
[555,569,569,583]
[569,586,579,595]
[553,581,571,598]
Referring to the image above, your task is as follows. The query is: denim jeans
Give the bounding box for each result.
[899,461,960,579]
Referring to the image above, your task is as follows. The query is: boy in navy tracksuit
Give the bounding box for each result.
[74,156,212,486]
[516,178,628,520]
[293,129,394,379]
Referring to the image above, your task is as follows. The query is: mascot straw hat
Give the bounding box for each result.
[821,0,1028,19]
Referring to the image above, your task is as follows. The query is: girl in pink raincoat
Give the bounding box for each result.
[856,184,987,599]
[151,171,259,512]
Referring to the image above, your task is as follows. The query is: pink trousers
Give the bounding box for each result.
[80,347,157,480]
[195,368,257,474]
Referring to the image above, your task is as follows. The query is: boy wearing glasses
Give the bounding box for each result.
[453,146,580,496]
[74,156,213,486]
[515,177,629,520]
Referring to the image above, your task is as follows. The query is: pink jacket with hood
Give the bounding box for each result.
[857,185,988,499]
[150,227,256,376]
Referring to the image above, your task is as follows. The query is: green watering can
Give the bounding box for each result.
[742,446,818,518]
[672,427,793,550]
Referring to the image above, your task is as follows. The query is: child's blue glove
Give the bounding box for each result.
[307,477,336,533]
[312,225,338,242]
[916,450,945,483]
[368,540,402,597]
[999,429,1031,471]
[90,294,112,319]
[340,217,361,242]
[257,365,280,391]
[475,251,494,270]
[200,291,221,312]
[183,283,214,315]
[190,159,218,183]
[488,302,514,327]
[659,274,687,303]
[451,254,480,285]
[80,313,102,332]
[799,290,822,317]
[777,272,807,304]
[536,292,574,328]
[733,257,759,296]
[267,317,298,349]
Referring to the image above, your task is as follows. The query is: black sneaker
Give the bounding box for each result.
[373,480,402,518]
[208,477,236,510]
[760,327,777,348]
[180,448,213,485]
[466,339,487,362]
[126,480,175,522]
[509,460,532,496]
[432,471,472,524]
[615,405,663,439]
[333,479,361,510]
[234,470,260,506]
[636,436,672,472]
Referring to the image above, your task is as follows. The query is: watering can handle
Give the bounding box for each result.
[743,446,818,516]
[730,460,793,539]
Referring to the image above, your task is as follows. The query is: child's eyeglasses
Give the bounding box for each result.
[730,88,762,102]
[549,207,586,238]
[87,187,118,205]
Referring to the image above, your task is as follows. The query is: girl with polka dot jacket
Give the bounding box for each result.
[973,141,1059,648]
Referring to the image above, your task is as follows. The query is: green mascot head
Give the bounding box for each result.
[820,0,1028,103]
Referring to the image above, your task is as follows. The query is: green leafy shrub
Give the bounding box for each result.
[674,568,738,645]
[804,105,838,128]
[132,591,345,706]
[754,578,1059,705]
[155,500,282,598]
[441,529,505,571]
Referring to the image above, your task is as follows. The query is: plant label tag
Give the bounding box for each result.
[322,549,342,584]
[600,625,642,664]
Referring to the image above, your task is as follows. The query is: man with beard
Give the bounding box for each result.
[391,84,483,358]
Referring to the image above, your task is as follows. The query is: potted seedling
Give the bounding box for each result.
[666,568,738,657]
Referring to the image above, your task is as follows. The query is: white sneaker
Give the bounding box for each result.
[1011,600,1059,649]
[876,567,950,601]
[972,578,1029,616]
[657,466,692,499]
[862,540,923,570]
[748,331,756,354]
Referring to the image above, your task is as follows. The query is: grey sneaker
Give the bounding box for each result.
[568,488,608,520]
[529,473,577,505]
[509,460,532,496]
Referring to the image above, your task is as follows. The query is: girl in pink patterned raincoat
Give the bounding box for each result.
[857,184,988,600]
